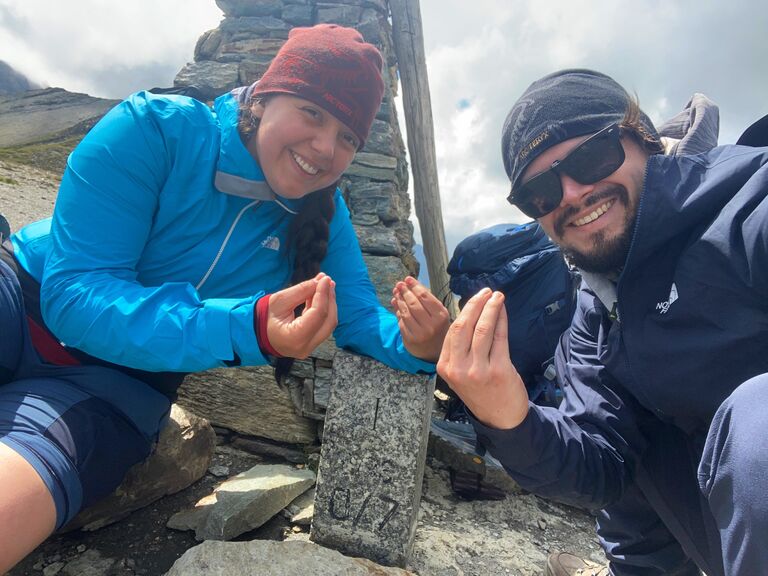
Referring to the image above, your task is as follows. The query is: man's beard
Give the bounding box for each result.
[554,185,636,274]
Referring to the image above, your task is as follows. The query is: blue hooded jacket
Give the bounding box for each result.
[11,90,433,375]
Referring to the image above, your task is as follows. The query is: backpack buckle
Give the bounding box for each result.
[544,301,561,315]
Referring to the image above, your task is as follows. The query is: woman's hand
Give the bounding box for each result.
[267,273,338,358]
[391,276,450,363]
[437,288,529,430]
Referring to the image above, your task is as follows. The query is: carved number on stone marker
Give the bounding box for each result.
[377,495,399,531]
[328,488,400,532]
[373,397,381,430]
[353,492,374,527]
[330,487,350,520]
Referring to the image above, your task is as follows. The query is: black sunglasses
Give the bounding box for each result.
[507,124,625,219]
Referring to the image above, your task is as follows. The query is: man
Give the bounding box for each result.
[437,69,768,576]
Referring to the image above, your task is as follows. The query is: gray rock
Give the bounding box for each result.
[282,4,314,25]
[346,152,398,182]
[311,351,435,567]
[312,337,339,362]
[361,119,397,156]
[177,366,318,444]
[284,487,315,525]
[174,61,240,100]
[354,152,398,170]
[348,181,405,224]
[392,219,416,253]
[355,8,389,46]
[289,358,314,379]
[220,15,290,39]
[215,37,286,62]
[238,59,271,85]
[167,464,315,541]
[193,28,222,61]
[208,464,230,478]
[354,224,402,256]
[64,405,216,532]
[215,0,284,17]
[230,435,308,463]
[165,540,415,575]
[351,213,381,226]
[316,5,364,26]
[42,562,64,576]
[61,549,117,576]
[313,365,333,409]
[362,254,409,307]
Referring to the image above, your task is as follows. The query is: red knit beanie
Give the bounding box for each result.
[252,24,385,148]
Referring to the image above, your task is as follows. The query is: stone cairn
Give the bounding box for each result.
[175,0,421,446]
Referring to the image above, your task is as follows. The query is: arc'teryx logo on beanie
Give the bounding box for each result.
[518,130,550,162]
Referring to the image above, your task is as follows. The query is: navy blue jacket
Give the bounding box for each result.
[473,145,768,572]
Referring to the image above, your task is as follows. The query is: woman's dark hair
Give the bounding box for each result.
[273,182,337,385]
[620,95,665,155]
[239,99,338,386]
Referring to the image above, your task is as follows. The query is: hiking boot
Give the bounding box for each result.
[545,551,609,576]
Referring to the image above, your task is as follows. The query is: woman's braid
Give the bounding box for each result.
[274,182,337,385]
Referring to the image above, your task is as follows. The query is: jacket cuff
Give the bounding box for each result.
[254,294,283,359]
[203,295,269,367]
[469,402,549,470]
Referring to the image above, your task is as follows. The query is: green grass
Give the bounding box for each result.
[0,136,82,175]
[0,175,19,185]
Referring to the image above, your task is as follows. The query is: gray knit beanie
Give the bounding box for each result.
[501,69,658,191]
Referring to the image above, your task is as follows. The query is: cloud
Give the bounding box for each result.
[0,0,223,98]
[2,0,766,256]
[418,0,768,253]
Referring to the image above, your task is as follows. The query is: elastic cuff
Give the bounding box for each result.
[0,435,80,530]
[255,295,283,358]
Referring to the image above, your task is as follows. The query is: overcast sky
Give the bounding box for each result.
[2,0,767,253]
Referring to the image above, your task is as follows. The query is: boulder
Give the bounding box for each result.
[165,540,416,575]
[167,463,315,541]
[177,366,318,444]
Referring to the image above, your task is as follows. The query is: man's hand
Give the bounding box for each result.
[437,288,529,430]
[267,273,338,358]
[391,276,450,362]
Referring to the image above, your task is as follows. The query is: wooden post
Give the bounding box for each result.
[389,0,458,317]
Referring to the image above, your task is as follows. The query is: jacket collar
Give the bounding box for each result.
[582,146,768,310]
[627,147,764,268]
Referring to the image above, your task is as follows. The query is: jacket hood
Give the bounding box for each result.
[624,146,768,272]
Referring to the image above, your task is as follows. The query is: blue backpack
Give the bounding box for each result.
[447,221,578,404]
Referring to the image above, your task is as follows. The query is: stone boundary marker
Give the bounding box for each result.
[311,350,435,567]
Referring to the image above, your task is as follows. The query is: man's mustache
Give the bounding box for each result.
[554,185,627,237]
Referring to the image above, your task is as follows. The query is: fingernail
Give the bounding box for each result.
[479,287,491,296]
[405,276,416,286]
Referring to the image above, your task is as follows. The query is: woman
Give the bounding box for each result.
[0,24,449,570]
